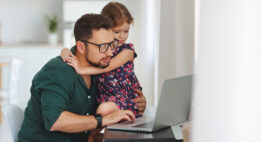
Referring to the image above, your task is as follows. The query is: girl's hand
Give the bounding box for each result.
[67,57,86,75]
[60,48,75,62]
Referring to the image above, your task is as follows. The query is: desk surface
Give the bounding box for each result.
[103,127,182,142]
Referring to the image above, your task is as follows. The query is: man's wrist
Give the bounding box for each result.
[94,114,103,128]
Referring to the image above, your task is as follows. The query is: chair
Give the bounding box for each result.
[1,104,24,142]
[0,58,22,105]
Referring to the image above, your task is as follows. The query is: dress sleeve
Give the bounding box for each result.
[122,43,137,58]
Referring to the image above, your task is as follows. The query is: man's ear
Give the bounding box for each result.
[76,41,87,54]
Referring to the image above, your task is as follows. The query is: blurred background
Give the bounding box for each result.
[0,0,194,109]
[1,0,261,142]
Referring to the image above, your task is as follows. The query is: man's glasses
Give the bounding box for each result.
[80,39,119,53]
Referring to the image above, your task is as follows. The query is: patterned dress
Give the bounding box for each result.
[96,43,142,117]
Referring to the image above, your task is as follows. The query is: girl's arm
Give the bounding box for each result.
[67,49,134,75]
[103,49,134,72]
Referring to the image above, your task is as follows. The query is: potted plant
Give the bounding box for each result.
[46,15,58,45]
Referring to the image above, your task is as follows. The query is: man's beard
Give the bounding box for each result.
[85,54,110,69]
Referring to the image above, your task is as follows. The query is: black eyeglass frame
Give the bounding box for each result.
[80,39,119,53]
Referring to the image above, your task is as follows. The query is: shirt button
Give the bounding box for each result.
[85,131,88,133]
[88,96,91,99]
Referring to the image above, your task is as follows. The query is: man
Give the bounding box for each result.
[18,14,146,142]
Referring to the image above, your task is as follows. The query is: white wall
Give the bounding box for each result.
[117,0,195,106]
[0,0,64,44]
[158,0,194,104]
[192,0,261,142]
[114,0,160,106]
[0,0,195,108]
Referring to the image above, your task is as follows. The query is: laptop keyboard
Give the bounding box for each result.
[134,121,154,128]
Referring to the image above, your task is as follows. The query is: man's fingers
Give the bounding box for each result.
[136,101,145,107]
[117,111,131,122]
[137,105,145,112]
[121,110,135,122]
[136,102,146,114]
[137,107,145,112]
[104,110,136,126]
[123,115,131,121]
[138,111,144,115]
[133,98,140,103]
[126,110,135,121]
[136,89,143,96]
[133,97,145,103]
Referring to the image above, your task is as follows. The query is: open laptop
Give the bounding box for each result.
[107,75,192,134]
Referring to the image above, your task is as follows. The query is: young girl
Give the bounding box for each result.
[61,2,142,117]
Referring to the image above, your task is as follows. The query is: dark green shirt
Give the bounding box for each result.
[18,48,98,142]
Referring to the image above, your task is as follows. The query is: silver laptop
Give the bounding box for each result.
[107,75,192,133]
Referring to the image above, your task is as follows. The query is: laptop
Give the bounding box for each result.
[107,75,192,133]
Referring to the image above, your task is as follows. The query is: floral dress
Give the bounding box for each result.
[96,43,142,117]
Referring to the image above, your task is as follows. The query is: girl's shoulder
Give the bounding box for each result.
[121,43,135,51]
[120,43,137,58]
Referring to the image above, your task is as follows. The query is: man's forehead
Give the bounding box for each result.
[89,28,114,43]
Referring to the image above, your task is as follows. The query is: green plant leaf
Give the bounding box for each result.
[46,15,58,33]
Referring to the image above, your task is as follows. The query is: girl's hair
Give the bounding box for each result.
[101,2,134,27]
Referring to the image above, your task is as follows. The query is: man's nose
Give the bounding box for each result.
[105,46,113,57]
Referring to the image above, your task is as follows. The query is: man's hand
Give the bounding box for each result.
[133,90,146,115]
[102,110,135,126]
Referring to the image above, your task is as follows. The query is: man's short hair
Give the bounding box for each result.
[74,14,113,41]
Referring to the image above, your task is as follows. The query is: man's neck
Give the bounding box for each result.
[75,50,92,89]
[75,51,91,68]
